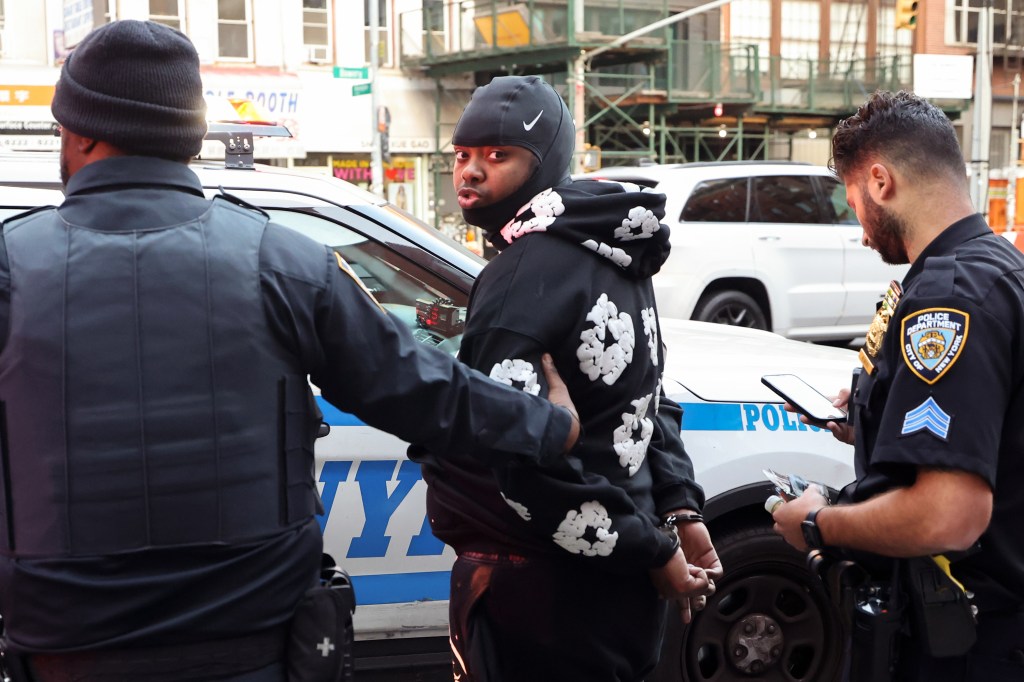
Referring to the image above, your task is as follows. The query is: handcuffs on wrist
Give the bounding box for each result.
[657,512,705,552]
[660,512,704,527]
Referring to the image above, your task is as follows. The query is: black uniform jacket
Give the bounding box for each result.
[847,214,1024,613]
[0,157,572,652]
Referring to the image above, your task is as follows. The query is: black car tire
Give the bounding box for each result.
[693,290,768,330]
[650,524,845,682]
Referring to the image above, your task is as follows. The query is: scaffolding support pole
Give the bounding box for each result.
[570,0,735,172]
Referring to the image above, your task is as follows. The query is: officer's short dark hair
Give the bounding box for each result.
[831,90,965,185]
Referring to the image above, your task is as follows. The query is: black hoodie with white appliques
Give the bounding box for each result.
[412,179,704,572]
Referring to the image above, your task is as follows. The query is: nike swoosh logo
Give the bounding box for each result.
[523,110,543,131]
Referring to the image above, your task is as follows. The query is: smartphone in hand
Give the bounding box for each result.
[761,373,847,425]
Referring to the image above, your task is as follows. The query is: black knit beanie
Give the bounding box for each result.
[51,20,207,160]
[452,75,575,237]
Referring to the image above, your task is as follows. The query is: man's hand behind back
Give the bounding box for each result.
[650,551,714,624]
[541,353,580,451]
[677,520,723,582]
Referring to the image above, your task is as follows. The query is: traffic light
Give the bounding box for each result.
[895,0,918,30]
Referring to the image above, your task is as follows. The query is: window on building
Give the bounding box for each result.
[950,0,1024,49]
[304,0,330,62]
[990,128,1011,169]
[779,0,820,62]
[875,0,913,83]
[364,0,392,65]
[419,0,445,58]
[424,0,443,31]
[732,0,823,73]
[830,1,868,65]
[218,0,253,60]
[150,0,184,31]
[730,0,771,73]
[93,0,117,24]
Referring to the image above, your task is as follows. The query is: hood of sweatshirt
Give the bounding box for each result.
[492,178,672,280]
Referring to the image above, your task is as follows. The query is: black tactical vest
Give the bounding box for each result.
[0,197,319,557]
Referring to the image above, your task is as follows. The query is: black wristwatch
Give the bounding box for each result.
[801,507,827,549]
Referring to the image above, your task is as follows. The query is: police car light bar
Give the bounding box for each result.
[202,96,292,170]
[204,122,292,170]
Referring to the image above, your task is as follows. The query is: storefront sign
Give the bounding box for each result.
[0,121,58,134]
[202,70,304,158]
[333,157,416,183]
[0,86,56,107]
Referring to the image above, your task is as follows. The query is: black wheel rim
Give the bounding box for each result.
[708,304,763,329]
[682,563,838,682]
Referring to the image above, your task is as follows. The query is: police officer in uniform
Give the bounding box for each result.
[772,90,1024,680]
[0,21,579,682]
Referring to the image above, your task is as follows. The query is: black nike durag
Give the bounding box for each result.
[452,75,576,238]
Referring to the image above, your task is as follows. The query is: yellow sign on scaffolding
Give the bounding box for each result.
[474,5,533,47]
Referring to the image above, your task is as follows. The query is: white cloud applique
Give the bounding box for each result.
[488,358,541,395]
[581,239,632,268]
[577,294,635,386]
[641,307,659,367]
[552,500,618,557]
[500,188,565,243]
[501,492,532,522]
[613,394,654,476]
[614,206,661,241]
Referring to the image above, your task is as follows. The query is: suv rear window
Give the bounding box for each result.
[818,176,859,225]
[680,178,748,222]
[749,175,822,224]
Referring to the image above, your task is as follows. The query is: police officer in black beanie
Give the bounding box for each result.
[412,75,721,680]
[0,21,581,682]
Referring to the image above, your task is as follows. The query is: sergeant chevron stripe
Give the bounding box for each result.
[900,396,952,440]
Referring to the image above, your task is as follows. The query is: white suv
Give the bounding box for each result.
[577,162,909,343]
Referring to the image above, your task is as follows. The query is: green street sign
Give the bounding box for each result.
[334,66,369,80]
[352,82,372,97]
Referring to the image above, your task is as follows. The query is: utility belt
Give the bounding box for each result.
[808,548,979,682]
[0,554,356,682]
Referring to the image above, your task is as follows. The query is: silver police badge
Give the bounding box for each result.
[900,307,969,384]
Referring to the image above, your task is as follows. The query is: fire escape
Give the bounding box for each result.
[397,0,927,222]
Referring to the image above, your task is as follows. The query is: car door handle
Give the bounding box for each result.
[758,236,781,242]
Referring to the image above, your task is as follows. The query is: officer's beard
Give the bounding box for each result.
[59,145,70,188]
[861,190,910,265]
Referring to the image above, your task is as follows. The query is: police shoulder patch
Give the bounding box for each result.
[900,307,969,384]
